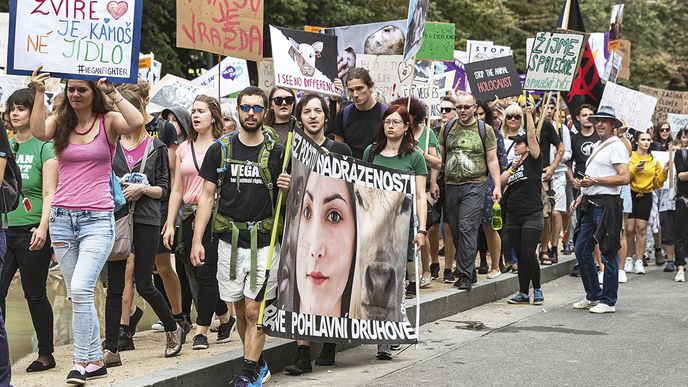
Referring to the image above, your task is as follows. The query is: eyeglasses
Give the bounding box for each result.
[239,104,265,113]
[455,104,475,111]
[440,107,456,113]
[660,127,671,132]
[272,96,294,106]
[383,119,405,126]
[506,115,521,120]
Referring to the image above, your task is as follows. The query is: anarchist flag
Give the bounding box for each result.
[558,0,605,121]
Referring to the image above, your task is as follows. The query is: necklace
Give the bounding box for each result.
[73,115,98,135]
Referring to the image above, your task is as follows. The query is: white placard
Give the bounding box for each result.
[193,56,250,97]
[600,82,657,131]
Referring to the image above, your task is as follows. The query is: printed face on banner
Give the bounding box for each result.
[175,0,263,62]
[7,0,142,83]
[266,129,418,344]
[270,26,338,97]
[403,0,429,60]
[524,32,585,91]
[600,82,657,131]
[193,57,250,97]
[148,74,212,113]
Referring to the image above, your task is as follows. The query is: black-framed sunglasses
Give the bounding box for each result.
[506,115,521,120]
[659,127,671,132]
[239,104,266,113]
[455,104,475,111]
[272,96,295,106]
[440,107,456,113]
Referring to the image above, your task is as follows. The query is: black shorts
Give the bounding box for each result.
[629,192,652,221]
[660,210,675,245]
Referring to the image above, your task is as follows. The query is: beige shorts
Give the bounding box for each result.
[217,240,280,302]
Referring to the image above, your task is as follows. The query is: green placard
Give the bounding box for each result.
[416,22,455,61]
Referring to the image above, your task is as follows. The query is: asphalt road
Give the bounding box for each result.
[271,265,687,386]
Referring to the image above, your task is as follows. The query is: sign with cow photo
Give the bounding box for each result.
[262,128,419,345]
[269,25,338,97]
[465,55,521,101]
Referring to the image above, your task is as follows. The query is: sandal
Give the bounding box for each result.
[540,250,553,265]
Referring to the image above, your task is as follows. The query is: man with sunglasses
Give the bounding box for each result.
[192,87,287,386]
[440,92,502,290]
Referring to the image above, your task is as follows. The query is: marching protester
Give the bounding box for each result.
[0,88,58,373]
[192,86,287,386]
[500,104,544,304]
[362,104,427,360]
[571,106,630,314]
[0,109,13,386]
[624,131,668,275]
[657,139,681,274]
[104,90,185,366]
[161,96,236,351]
[546,101,572,265]
[264,86,296,144]
[283,93,353,376]
[439,92,502,290]
[672,128,688,282]
[334,67,386,159]
[29,68,145,384]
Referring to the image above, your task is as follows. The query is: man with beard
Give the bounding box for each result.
[192,87,288,386]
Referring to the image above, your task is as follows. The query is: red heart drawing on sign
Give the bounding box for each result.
[397,61,413,84]
[107,1,129,20]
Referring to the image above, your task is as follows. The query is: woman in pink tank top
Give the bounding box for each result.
[30,67,144,385]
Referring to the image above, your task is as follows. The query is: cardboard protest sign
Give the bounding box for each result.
[524,31,585,91]
[193,56,250,98]
[321,20,407,81]
[269,26,338,97]
[258,58,275,94]
[609,4,624,41]
[638,85,688,124]
[148,74,212,113]
[7,0,143,83]
[0,74,27,110]
[667,113,688,136]
[465,56,521,101]
[600,82,657,131]
[263,128,419,345]
[469,42,510,63]
[356,54,437,101]
[304,26,324,33]
[608,39,630,80]
[401,69,455,119]
[0,13,8,68]
[176,0,263,62]
[416,22,455,61]
[403,0,429,60]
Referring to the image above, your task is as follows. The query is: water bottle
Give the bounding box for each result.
[491,202,502,231]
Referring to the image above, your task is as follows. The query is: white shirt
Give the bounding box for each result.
[582,136,630,196]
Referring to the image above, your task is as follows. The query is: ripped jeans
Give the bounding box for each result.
[49,207,114,363]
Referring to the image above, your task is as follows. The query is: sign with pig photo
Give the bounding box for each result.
[269,25,339,97]
[262,128,419,344]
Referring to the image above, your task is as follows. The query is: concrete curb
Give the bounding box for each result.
[115,256,576,386]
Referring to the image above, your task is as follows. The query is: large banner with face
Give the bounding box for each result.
[7,0,143,83]
[270,26,338,97]
[262,128,419,344]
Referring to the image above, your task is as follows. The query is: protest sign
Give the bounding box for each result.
[400,69,455,119]
[588,32,609,78]
[416,22,455,61]
[465,56,521,101]
[0,74,27,109]
[138,53,159,85]
[262,128,419,345]
[176,0,263,62]
[356,54,440,101]
[148,74,212,113]
[524,31,585,91]
[0,13,8,68]
[270,26,338,97]
[442,52,466,91]
[609,4,624,41]
[321,20,407,81]
[638,85,688,124]
[667,113,688,136]
[608,39,630,80]
[600,82,657,131]
[468,42,510,63]
[403,0,429,60]
[604,50,622,83]
[467,40,492,54]
[651,150,672,189]
[193,56,250,98]
[304,26,323,33]
[258,58,275,94]
[7,0,143,83]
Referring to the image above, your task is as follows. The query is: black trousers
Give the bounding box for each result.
[506,211,543,294]
[674,199,688,267]
[0,226,54,356]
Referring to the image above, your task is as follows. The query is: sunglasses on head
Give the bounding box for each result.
[440,107,456,113]
[506,114,521,120]
[272,96,295,106]
[239,104,265,113]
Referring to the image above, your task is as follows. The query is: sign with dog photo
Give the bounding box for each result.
[269,25,338,97]
[262,128,419,344]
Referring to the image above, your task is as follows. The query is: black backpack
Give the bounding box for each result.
[1,153,22,228]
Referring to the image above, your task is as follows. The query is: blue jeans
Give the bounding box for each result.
[49,208,114,363]
[574,206,619,306]
[0,228,11,387]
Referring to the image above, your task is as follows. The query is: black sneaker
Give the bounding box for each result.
[430,263,440,279]
[192,334,209,350]
[405,282,416,299]
[570,263,581,277]
[217,316,236,343]
[176,317,192,338]
[471,269,478,284]
[85,364,108,380]
[66,365,87,385]
[118,327,135,351]
[315,342,336,366]
[284,345,312,375]
[443,269,455,283]
[129,306,144,336]
[454,276,472,290]
[478,264,489,275]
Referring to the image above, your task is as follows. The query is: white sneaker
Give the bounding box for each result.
[598,271,604,284]
[151,321,164,331]
[589,303,616,313]
[634,260,646,274]
[573,298,599,309]
[623,257,634,273]
[618,270,627,283]
[675,271,685,282]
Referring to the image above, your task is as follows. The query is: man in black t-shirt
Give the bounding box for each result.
[193,87,286,386]
[0,124,11,386]
[333,67,384,159]
[567,105,599,185]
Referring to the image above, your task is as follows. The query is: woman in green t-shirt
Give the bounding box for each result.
[0,88,58,372]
